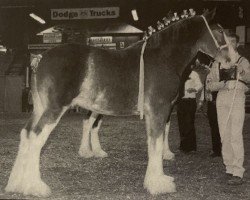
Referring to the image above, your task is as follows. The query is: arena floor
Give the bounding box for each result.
[0,112,249,200]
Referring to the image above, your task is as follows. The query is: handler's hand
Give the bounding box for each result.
[237,65,245,76]
[219,81,226,88]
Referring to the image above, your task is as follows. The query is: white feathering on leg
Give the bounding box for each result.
[144,115,176,195]
[5,126,56,197]
[5,106,67,197]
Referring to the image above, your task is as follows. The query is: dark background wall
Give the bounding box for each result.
[0,0,248,49]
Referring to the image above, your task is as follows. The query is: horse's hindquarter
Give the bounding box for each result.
[73,46,141,115]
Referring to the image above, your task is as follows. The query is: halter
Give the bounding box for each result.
[201,15,228,51]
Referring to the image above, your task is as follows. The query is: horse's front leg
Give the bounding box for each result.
[144,106,176,195]
[163,120,175,160]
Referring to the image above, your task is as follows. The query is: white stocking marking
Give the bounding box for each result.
[91,119,108,158]
[78,116,96,158]
[163,121,175,160]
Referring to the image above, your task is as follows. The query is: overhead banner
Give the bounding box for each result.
[51,7,119,20]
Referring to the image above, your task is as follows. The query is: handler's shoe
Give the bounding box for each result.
[227,176,243,185]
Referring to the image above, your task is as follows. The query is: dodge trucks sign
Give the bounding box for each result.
[51,7,119,20]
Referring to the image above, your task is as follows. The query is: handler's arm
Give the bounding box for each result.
[238,58,250,83]
[190,71,203,92]
[206,63,226,92]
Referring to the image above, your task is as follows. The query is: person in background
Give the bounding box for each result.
[177,62,203,153]
[27,88,33,112]
[205,84,222,157]
[207,33,250,185]
[198,61,222,158]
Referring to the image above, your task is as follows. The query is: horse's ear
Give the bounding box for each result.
[203,7,216,22]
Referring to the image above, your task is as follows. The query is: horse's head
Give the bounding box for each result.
[197,8,236,64]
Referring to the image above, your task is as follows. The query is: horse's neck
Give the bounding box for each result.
[147,39,198,76]
[146,24,202,75]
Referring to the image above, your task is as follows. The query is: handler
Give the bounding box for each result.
[207,33,250,185]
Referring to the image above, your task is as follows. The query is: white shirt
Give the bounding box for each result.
[183,71,203,99]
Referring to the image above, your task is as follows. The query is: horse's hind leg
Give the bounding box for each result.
[163,120,175,160]
[5,106,67,197]
[78,111,97,158]
[91,114,108,158]
[144,104,176,195]
[163,98,177,160]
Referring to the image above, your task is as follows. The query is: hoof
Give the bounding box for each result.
[78,148,94,158]
[5,179,51,197]
[144,175,176,195]
[93,149,108,158]
[163,151,175,160]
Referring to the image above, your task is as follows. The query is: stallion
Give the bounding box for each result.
[5,9,235,197]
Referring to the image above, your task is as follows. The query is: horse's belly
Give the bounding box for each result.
[72,88,139,116]
[71,54,139,115]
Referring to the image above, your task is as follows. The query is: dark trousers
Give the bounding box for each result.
[177,98,197,152]
[207,101,222,154]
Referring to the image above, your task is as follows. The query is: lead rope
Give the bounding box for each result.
[221,79,239,142]
[138,40,148,119]
[201,14,238,142]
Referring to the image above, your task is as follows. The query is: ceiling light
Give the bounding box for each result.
[131,9,139,21]
[29,13,46,24]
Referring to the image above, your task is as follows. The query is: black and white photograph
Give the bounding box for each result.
[0,0,249,199]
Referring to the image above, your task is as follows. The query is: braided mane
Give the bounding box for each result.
[144,9,197,40]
